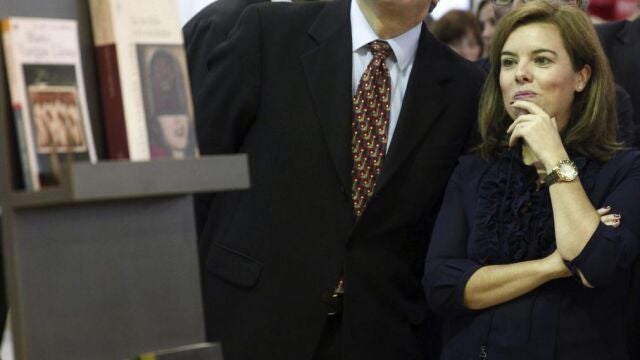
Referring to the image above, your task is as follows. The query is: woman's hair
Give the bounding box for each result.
[476,1,620,161]
[431,10,483,51]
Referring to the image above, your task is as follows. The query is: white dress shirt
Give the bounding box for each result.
[351,0,422,152]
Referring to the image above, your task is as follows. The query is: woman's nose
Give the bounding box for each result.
[515,63,532,83]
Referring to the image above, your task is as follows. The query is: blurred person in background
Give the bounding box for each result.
[432,10,483,61]
[597,2,640,146]
[477,0,497,57]
[631,0,640,19]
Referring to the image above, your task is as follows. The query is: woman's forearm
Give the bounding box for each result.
[547,178,601,261]
[463,251,570,310]
[539,150,601,261]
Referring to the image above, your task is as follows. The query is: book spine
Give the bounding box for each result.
[1,19,38,190]
[11,106,35,190]
[94,44,129,159]
[89,0,130,160]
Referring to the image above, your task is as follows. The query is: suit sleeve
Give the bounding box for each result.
[183,17,227,99]
[192,6,262,245]
[423,161,482,317]
[566,153,640,288]
[194,6,262,155]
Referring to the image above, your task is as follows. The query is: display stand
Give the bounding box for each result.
[0,157,248,360]
[0,0,248,359]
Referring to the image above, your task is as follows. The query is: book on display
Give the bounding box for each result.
[1,17,97,190]
[89,0,199,161]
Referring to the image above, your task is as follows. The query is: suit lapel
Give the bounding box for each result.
[375,26,452,191]
[301,0,353,192]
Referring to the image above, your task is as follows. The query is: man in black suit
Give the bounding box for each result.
[596,16,640,360]
[194,0,485,359]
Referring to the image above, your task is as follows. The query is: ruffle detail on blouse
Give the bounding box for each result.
[474,148,595,264]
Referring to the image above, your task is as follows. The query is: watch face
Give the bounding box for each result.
[558,163,578,181]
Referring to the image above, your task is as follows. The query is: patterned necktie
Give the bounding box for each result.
[351,40,393,217]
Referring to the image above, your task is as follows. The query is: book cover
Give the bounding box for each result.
[1,17,97,190]
[89,0,199,161]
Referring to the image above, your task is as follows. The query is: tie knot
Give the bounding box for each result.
[369,40,392,60]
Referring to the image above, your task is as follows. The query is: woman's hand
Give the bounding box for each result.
[552,207,620,289]
[506,100,569,171]
[597,206,621,228]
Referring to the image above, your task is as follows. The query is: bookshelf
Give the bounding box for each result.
[0,0,247,359]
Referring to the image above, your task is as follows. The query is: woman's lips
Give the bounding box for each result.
[513,91,537,100]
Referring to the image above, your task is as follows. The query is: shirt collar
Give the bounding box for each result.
[350,0,422,71]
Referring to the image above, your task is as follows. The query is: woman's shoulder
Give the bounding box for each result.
[585,149,640,195]
[457,153,491,170]
[615,147,640,160]
[601,148,640,173]
[450,153,491,181]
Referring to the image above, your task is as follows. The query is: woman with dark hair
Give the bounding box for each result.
[431,10,483,61]
[423,2,640,359]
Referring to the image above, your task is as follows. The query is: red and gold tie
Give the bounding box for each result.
[351,40,393,217]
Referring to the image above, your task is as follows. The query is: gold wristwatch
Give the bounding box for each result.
[544,159,578,186]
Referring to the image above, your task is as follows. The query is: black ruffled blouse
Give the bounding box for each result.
[423,148,640,360]
[475,149,595,265]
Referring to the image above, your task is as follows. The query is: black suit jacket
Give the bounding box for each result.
[597,19,640,147]
[194,1,485,359]
[183,0,267,98]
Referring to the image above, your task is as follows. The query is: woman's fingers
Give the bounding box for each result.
[596,206,611,215]
[511,100,548,118]
[506,114,542,133]
[508,127,523,147]
[600,213,621,227]
[507,115,537,146]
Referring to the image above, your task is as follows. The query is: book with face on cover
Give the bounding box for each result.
[89,0,199,161]
[1,17,97,191]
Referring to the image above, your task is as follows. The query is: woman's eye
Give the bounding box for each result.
[501,58,516,67]
[534,56,552,65]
